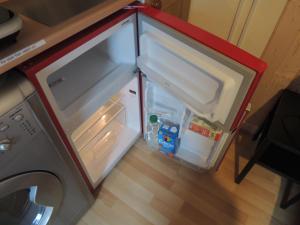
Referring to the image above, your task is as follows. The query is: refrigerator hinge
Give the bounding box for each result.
[134,67,147,78]
[134,67,142,74]
[124,5,146,10]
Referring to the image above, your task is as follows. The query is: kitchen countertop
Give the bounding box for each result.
[0,0,135,75]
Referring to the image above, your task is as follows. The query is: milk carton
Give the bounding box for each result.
[158,120,180,158]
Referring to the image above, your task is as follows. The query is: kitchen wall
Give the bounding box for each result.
[188,0,287,57]
[245,0,300,131]
[145,0,191,20]
[188,0,240,39]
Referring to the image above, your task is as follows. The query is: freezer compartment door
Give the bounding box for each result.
[137,7,266,131]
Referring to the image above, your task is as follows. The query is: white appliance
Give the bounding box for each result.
[19,7,266,189]
[0,7,22,45]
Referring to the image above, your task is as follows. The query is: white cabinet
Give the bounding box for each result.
[234,0,287,57]
[188,0,287,57]
[228,0,255,44]
[188,0,240,39]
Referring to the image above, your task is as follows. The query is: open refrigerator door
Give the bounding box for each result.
[137,8,266,170]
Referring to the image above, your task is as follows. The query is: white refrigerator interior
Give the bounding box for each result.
[40,15,141,187]
[34,13,255,187]
[75,78,141,186]
[143,79,230,169]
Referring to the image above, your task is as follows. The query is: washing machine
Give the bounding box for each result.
[0,71,94,225]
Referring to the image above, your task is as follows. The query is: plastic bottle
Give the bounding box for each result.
[147,114,160,149]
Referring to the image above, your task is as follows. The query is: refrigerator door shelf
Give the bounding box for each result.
[137,33,242,124]
[143,78,227,169]
[178,129,230,169]
[137,13,259,131]
[143,79,186,126]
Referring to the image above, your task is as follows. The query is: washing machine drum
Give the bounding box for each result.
[0,172,63,225]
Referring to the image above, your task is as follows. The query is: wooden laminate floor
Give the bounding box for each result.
[76,135,300,225]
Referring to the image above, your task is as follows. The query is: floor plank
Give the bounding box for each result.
[78,137,300,225]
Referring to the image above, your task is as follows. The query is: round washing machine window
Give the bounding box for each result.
[0,172,63,225]
[0,188,53,225]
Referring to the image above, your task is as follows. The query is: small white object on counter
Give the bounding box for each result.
[0,39,46,67]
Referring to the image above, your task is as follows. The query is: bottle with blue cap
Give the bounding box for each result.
[147,114,160,149]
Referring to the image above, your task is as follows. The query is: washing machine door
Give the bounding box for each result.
[0,172,63,225]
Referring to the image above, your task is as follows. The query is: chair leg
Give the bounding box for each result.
[235,139,270,184]
[235,157,256,184]
[280,180,293,209]
[252,99,280,141]
[252,115,273,141]
[252,122,266,141]
[280,180,300,209]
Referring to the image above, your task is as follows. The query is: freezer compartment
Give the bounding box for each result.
[137,15,253,129]
[143,78,228,169]
[36,14,137,134]
[73,77,141,187]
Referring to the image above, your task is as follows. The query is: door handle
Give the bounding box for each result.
[48,77,66,88]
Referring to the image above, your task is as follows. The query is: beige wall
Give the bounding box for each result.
[245,0,300,129]
[188,0,287,57]
[188,0,240,39]
[234,0,286,57]
[145,0,191,20]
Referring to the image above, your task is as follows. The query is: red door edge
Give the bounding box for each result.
[215,109,249,171]
[18,9,137,192]
[138,6,268,131]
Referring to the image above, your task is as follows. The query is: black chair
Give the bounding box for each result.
[235,90,300,209]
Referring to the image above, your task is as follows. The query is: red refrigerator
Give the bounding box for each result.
[20,6,267,190]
